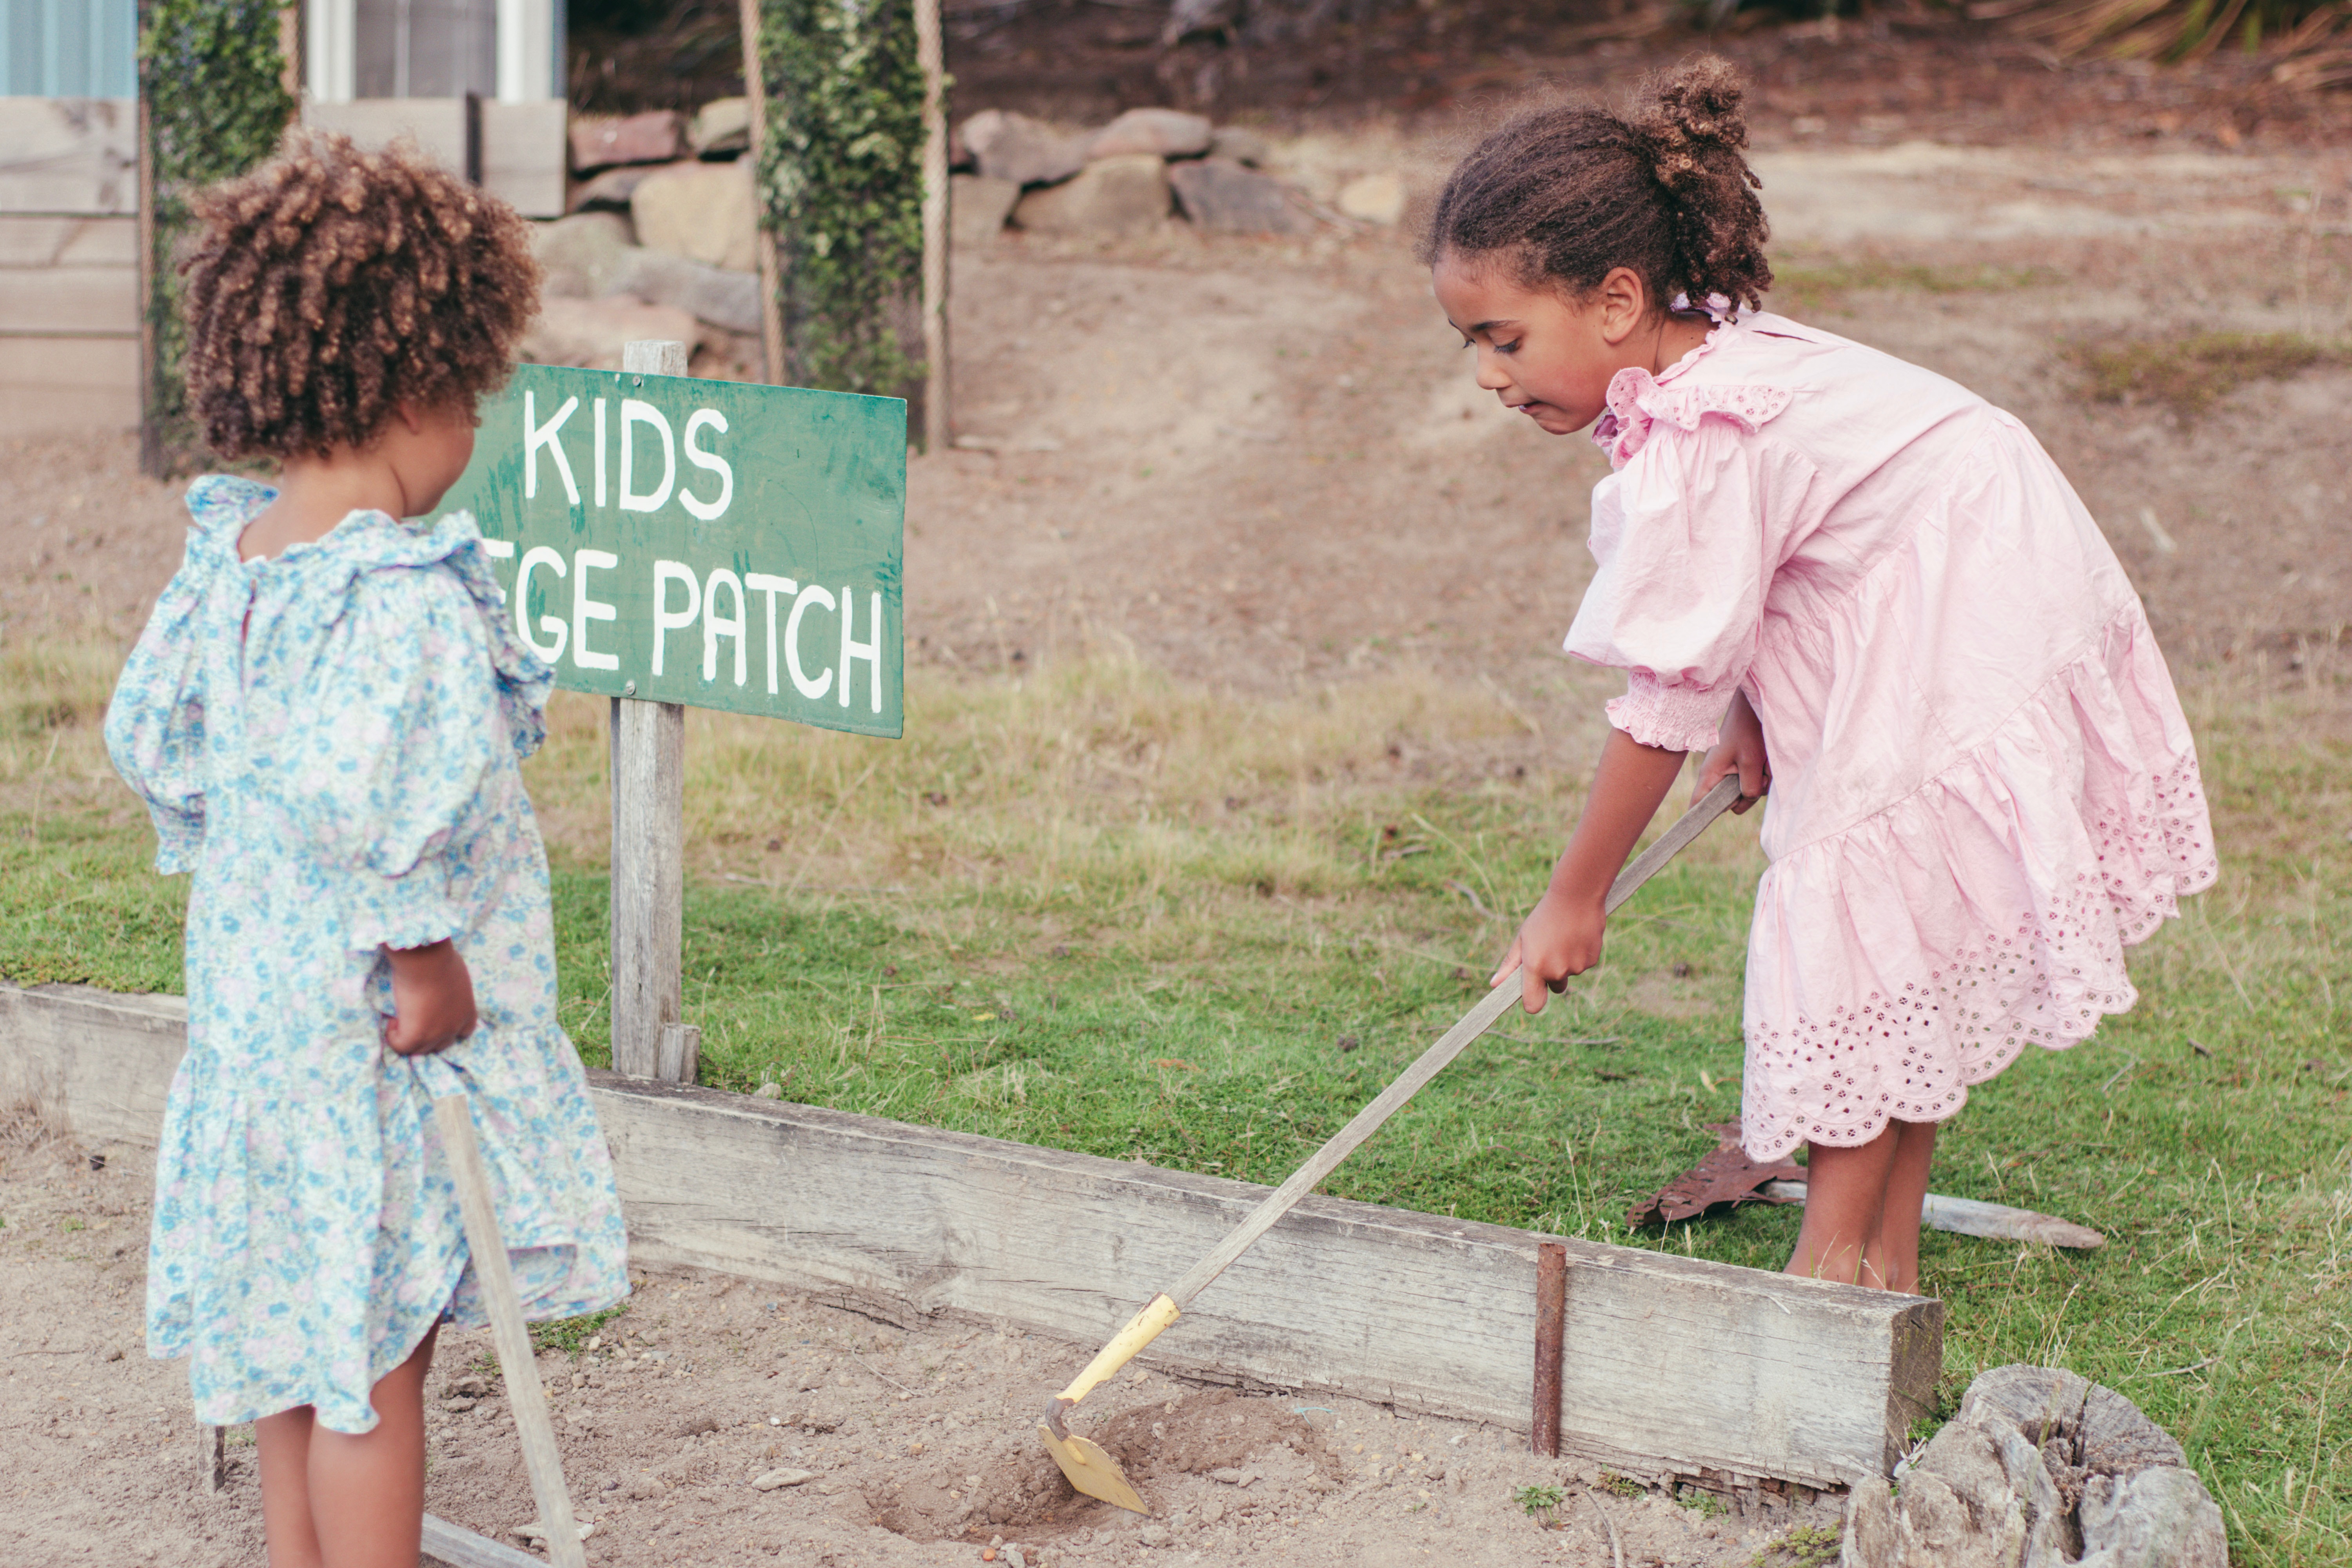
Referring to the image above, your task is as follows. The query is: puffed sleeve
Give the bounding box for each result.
[104,567,214,875]
[1564,417,1773,753]
[279,564,505,952]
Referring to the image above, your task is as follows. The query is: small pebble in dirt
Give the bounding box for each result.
[751,1467,815,1491]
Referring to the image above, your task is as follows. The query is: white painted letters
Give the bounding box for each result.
[650,560,702,677]
[620,399,678,514]
[488,374,896,723]
[785,584,837,701]
[679,409,734,522]
[523,392,581,505]
[593,397,609,508]
[702,567,747,685]
[572,549,621,670]
[744,572,797,695]
[839,589,884,713]
[515,545,569,661]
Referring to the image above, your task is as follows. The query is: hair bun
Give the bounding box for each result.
[1641,56,1750,181]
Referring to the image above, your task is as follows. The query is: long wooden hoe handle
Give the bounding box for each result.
[1165,772,1744,1310]
[1047,774,1746,1425]
[434,1095,589,1568]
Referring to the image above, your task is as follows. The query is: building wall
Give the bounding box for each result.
[0,97,138,434]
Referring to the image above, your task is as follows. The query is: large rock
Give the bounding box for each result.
[1012,154,1169,236]
[613,249,762,336]
[568,163,662,212]
[632,158,760,273]
[1168,158,1312,235]
[532,212,639,298]
[1337,172,1407,225]
[1840,1366,2226,1568]
[1208,125,1270,167]
[1086,107,1212,160]
[571,110,688,172]
[522,297,704,370]
[689,97,751,156]
[951,174,1021,248]
[959,108,1087,188]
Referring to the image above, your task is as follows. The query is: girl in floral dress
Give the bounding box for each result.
[1429,62,2215,1293]
[105,132,627,1567]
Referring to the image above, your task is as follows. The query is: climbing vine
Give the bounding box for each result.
[753,0,927,404]
[138,0,295,471]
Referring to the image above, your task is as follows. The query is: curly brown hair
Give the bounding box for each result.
[1423,57,1772,314]
[181,129,540,461]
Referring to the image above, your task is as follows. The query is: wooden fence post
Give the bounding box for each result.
[609,339,698,1084]
[914,0,949,451]
[737,0,788,385]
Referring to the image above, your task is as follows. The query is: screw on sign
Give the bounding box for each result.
[437,340,907,1080]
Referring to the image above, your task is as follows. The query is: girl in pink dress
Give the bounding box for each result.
[1432,60,2215,1293]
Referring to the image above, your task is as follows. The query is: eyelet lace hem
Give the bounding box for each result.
[1739,750,2217,1161]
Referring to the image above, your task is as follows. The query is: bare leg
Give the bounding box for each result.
[1871,1120,1939,1295]
[256,1406,324,1568]
[1787,1128,1901,1289]
[252,1324,439,1568]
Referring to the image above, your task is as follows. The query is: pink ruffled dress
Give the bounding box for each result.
[1566,310,2216,1160]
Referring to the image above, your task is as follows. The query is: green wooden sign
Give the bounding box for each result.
[438,363,906,739]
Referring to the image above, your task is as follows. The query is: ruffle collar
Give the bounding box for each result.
[1589,307,1794,469]
[181,474,552,757]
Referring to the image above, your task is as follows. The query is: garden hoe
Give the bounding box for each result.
[1036,775,1747,1514]
[433,1094,590,1568]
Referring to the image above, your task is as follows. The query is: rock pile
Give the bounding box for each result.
[523,96,1403,367]
[1842,1365,2227,1568]
[522,102,768,374]
[952,106,1350,243]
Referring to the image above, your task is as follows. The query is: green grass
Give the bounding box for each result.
[1767,257,2059,318]
[2069,331,2345,420]
[1752,1522,1843,1568]
[1513,1481,1564,1524]
[531,1302,632,1359]
[5,639,2348,1565]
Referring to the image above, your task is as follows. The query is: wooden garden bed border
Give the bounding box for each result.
[0,981,1941,1495]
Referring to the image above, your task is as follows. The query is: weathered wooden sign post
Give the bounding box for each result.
[441,340,906,1082]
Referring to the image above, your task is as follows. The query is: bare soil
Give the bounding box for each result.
[4,130,2349,1566]
[3,1130,1836,1567]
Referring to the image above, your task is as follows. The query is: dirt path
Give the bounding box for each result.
[10,142,2347,686]
[2,1127,1837,1567]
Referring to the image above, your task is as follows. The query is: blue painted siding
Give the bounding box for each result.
[3,0,138,98]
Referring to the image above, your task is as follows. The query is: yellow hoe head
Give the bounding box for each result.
[1034,1293,1181,1515]
[1037,1411,1149,1514]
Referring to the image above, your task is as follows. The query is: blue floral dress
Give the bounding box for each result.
[105,475,629,1434]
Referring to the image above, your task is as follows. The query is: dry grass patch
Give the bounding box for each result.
[2069,332,2345,420]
